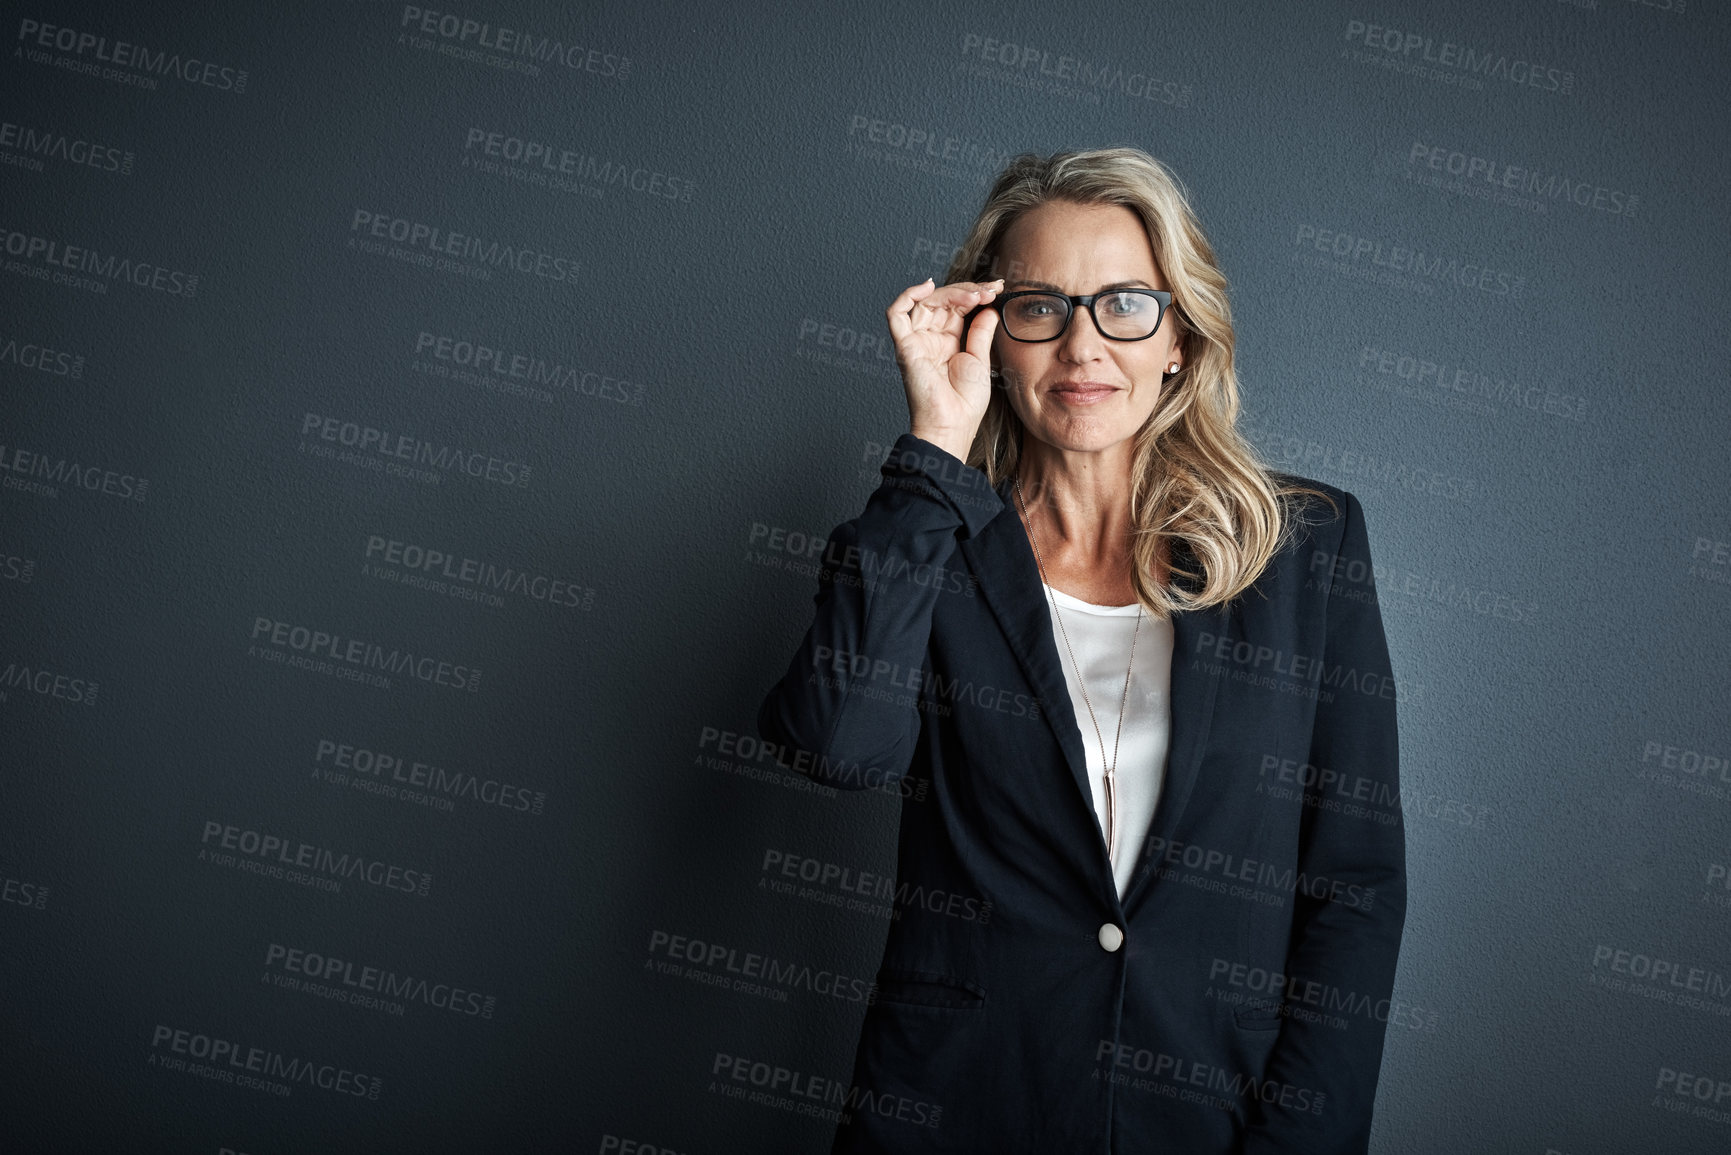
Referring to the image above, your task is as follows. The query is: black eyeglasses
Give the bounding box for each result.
[979,288,1180,342]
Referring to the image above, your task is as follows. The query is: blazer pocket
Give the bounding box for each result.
[872,968,987,1010]
[1233,998,1284,1031]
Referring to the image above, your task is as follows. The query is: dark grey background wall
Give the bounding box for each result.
[3,1,1727,1151]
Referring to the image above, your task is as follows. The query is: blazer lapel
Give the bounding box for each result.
[957,479,1228,910]
[1119,597,1227,913]
[956,485,1100,860]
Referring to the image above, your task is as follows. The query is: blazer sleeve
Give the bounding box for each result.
[1240,490,1408,1155]
[755,433,1004,790]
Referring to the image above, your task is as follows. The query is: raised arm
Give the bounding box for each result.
[756,276,1006,789]
[755,435,1002,787]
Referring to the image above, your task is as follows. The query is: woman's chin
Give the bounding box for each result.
[1025,417,1143,456]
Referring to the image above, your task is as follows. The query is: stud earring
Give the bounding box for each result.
[1167,361,1180,374]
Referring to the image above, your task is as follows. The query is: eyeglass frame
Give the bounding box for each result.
[972,288,1186,343]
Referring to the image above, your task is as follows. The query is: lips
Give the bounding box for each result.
[1048,381,1120,403]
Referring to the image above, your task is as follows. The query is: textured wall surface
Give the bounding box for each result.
[3,1,1728,1152]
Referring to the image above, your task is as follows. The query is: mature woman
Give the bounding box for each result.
[757,147,1406,1154]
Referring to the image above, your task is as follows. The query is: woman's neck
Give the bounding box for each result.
[1013,437,1137,565]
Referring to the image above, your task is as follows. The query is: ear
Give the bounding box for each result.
[1170,318,1193,369]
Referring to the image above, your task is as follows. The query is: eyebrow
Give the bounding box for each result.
[1005,278,1161,292]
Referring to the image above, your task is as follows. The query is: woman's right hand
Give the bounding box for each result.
[885,277,1003,463]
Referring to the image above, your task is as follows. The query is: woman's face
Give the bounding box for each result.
[988,200,1183,457]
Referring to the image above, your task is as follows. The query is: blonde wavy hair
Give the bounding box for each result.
[945,146,1335,617]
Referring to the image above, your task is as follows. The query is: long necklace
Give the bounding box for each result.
[1014,477,1143,871]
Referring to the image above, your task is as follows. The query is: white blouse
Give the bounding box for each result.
[1041,583,1175,898]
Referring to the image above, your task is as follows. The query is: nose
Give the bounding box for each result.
[1056,301,1108,359]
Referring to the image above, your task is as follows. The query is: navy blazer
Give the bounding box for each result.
[757,433,1406,1154]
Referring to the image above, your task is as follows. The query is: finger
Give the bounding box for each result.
[945,279,1004,304]
[913,283,994,332]
[960,278,1005,301]
[964,304,999,366]
[887,277,936,341]
[892,277,997,321]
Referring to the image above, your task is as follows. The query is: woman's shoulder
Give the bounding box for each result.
[1264,469,1369,562]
